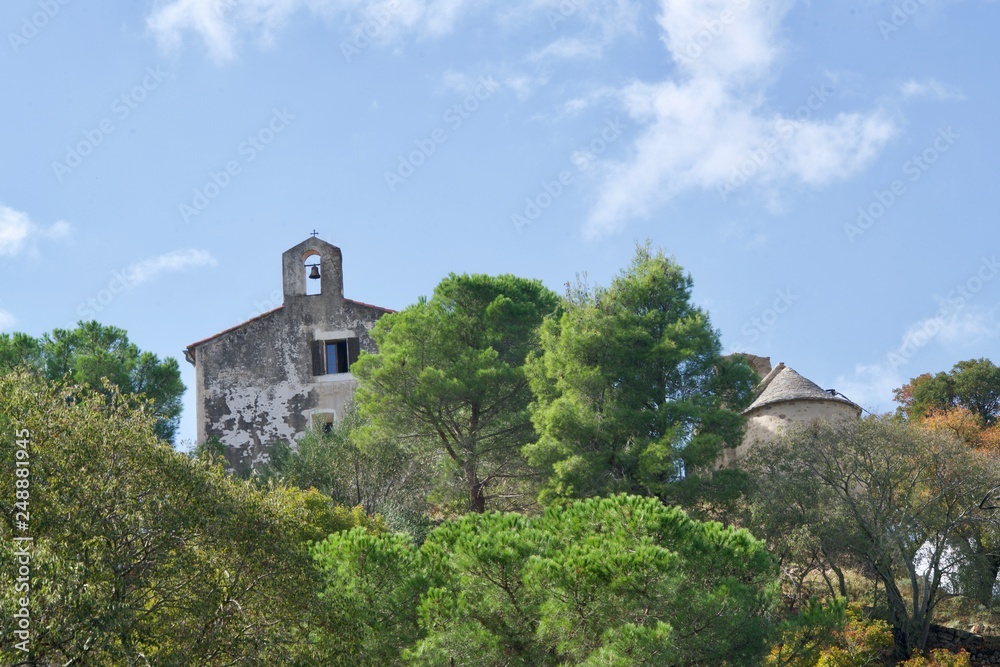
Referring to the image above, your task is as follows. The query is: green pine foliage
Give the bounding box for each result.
[313,494,778,666]
[352,273,560,513]
[524,242,757,507]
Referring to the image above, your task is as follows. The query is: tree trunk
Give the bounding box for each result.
[466,406,485,513]
[829,561,848,599]
[466,458,485,513]
[881,570,921,657]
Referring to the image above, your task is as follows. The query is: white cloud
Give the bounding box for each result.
[148,0,241,62]
[0,207,30,256]
[0,204,72,257]
[451,0,645,42]
[556,85,618,119]
[124,249,218,286]
[899,78,964,101]
[0,309,16,332]
[521,0,642,62]
[147,0,644,62]
[527,37,601,62]
[834,305,1000,415]
[907,306,999,348]
[583,0,899,238]
[502,73,549,100]
[147,0,484,62]
[44,220,73,240]
[833,362,901,415]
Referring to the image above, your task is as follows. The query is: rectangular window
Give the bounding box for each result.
[326,340,346,374]
[312,337,360,376]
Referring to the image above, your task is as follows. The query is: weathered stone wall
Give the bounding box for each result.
[192,299,385,469]
[926,624,1000,665]
[718,398,859,467]
[188,238,390,470]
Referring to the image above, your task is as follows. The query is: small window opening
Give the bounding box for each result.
[312,412,336,432]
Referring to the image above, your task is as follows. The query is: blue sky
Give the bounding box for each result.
[1,0,998,447]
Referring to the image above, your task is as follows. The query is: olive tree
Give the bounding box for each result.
[744,416,1000,656]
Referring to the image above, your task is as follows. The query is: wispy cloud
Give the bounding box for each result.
[147,0,644,63]
[899,78,964,101]
[583,0,898,238]
[834,305,1000,414]
[0,309,16,332]
[720,220,767,252]
[527,37,602,62]
[908,305,999,348]
[440,68,545,101]
[123,249,218,285]
[833,362,902,415]
[148,0,485,62]
[0,204,72,257]
[520,0,643,62]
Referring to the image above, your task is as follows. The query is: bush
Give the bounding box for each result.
[898,649,971,667]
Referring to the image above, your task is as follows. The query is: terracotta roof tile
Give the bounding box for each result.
[345,298,396,313]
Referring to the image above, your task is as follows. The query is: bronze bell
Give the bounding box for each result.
[308,265,320,280]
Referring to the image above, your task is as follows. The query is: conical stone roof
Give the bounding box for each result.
[743,363,861,414]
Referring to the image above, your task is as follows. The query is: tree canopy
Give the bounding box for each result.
[0,321,184,442]
[524,243,757,507]
[313,494,778,666]
[895,358,1000,427]
[0,370,382,665]
[744,416,1000,656]
[352,273,560,513]
[255,410,435,540]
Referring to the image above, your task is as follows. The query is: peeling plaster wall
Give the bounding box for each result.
[189,238,389,471]
[194,298,385,470]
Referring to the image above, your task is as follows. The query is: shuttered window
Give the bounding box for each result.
[311,337,360,376]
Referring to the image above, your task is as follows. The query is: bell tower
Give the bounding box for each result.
[281,235,344,303]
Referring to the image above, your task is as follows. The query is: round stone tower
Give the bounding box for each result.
[721,362,862,465]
